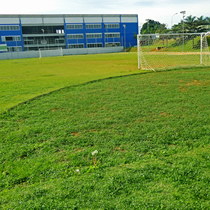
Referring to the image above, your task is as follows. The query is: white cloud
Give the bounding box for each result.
[1,0,209,29]
[1,0,59,14]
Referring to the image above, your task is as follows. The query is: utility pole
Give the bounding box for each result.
[180,11,186,52]
[146,19,150,52]
[123,24,126,52]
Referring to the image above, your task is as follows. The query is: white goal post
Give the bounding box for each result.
[39,47,63,59]
[137,32,210,70]
[200,31,210,65]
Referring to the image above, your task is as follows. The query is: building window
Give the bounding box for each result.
[104,24,119,29]
[1,36,21,42]
[66,24,83,30]
[23,39,34,45]
[68,44,84,49]
[67,34,84,39]
[56,29,64,34]
[87,43,103,48]
[86,33,102,39]
[86,24,101,29]
[0,25,20,31]
[105,33,120,38]
[7,46,22,52]
[105,42,121,47]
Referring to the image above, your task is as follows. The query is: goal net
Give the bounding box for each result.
[39,47,63,59]
[137,32,210,70]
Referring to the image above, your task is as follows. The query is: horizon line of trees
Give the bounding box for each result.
[140,15,210,34]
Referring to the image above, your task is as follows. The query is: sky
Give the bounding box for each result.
[1,0,210,29]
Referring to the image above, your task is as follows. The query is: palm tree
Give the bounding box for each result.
[205,17,210,23]
[197,16,205,24]
[204,17,210,31]
[184,15,197,32]
[196,16,206,32]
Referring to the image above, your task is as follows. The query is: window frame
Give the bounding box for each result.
[7,46,22,52]
[104,24,119,29]
[68,44,84,49]
[87,43,103,48]
[105,33,120,38]
[105,42,121,47]
[86,24,102,29]
[1,36,21,42]
[0,25,20,31]
[66,24,83,30]
[67,34,84,39]
[86,33,102,39]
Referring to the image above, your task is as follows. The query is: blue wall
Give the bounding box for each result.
[64,22,138,48]
[0,23,24,51]
[0,15,138,51]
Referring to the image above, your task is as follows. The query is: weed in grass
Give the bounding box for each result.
[92,150,98,166]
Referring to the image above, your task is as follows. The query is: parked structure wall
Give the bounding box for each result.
[0,14,138,53]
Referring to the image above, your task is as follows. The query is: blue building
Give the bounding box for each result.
[0,14,138,52]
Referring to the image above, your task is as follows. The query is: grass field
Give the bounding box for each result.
[0,53,140,113]
[0,51,210,209]
[1,51,209,114]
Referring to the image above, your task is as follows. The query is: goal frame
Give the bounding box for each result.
[200,31,210,64]
[39,47,63,59]
[137,32,210,70]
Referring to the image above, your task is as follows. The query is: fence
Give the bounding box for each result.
[0,46,124,60]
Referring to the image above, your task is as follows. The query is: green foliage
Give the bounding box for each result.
[141,15,210,34]
[140,19,168,34]
[207,36,210,45]
[0,67,210,208]
[172,15,210,33]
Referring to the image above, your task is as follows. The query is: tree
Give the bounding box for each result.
[140,20,167,34]
[171,15,210,33]
[205,17,210,24]
[195,16,206,32]
[156,23,168,33]
[197,16,205,24]
[204,17,210,31]
[171,23,183,33]
[184,15,197,32]
[142,15,210,34]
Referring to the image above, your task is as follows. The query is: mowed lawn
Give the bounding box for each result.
[0,52,140,113]
[0,66,210,209]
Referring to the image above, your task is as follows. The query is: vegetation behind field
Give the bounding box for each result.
[140,35,210,53]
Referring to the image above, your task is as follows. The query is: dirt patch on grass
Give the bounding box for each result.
[145,52,200,55]
[159,112,171,117]
[179,87,187,92]
[72,132,80,136]
[185,80,202,86]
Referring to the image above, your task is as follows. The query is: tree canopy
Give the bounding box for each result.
[140,20,168,34]
[141,15,210,34]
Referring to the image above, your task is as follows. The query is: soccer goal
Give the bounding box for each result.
[137,32,210,70]
[39,47,63,59]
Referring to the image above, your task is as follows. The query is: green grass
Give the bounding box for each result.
[143,53,202,69]
[1,51,209,114]
[0,66,210,209]
[140,36,210,55]
[140,40,210,70]
[140,36,202,53]
[0,53,140,113]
